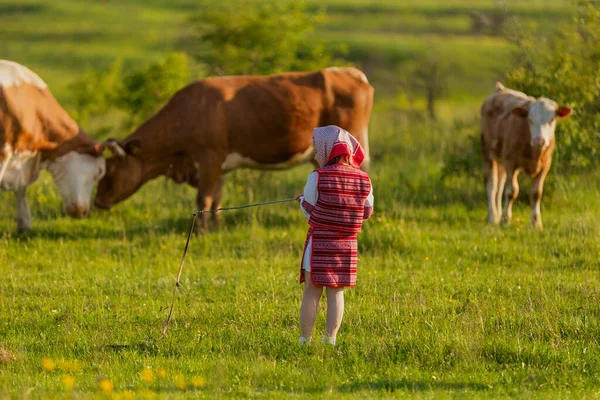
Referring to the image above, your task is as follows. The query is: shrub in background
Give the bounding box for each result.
[505,0,600,172]
[442,1,599,181]
[190,0,339,76]
[67,52,195,135]
[67,59,123,129]
[116,52,194,130]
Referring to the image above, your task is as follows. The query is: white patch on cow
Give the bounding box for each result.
[325,66,369,83]
[0,147,42,191]
[533,201,541,218]
[221,147,314,172]
[0,60,48,89]
[43,151,106,218]
[0,144,13,185]
[527,99,558,150]
[0,144,41,232]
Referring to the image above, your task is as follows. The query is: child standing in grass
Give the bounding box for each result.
[297,125,374,346]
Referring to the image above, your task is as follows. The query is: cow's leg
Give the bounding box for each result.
[501,168,520,225]
[484,159,499,224]
[496,163,507,219]
[530,168,549,230]
[195,176,221,232]
[14,188,32,232]
[210,176,224,228]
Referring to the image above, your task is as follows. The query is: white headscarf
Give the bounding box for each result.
[313,125,365,168]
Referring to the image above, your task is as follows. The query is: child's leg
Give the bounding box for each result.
[300,271,323,339]
[325,287,345,342]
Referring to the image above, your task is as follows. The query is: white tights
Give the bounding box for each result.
[300,271,345,342]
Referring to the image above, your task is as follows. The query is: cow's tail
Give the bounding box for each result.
[360,83,374,173]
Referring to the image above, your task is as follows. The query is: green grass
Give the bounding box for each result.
[1,115,599,398]
[2,1,598,397]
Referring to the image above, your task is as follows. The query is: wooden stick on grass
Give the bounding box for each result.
[160,212,198,339]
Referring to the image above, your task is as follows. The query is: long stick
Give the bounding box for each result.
[160,213,197,339]
[160,197,296,338]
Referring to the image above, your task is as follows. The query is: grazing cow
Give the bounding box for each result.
[94,67,374,229]
[0,60,106,232]
[480,82,572,229]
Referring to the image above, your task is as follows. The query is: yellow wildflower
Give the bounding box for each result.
[157,368,167,378]
[141,367,154,383]
[192,376,207,389]
[62,375,75,390]
[42,357,56,372]
[174,375,187,390]
[99,379,114,393]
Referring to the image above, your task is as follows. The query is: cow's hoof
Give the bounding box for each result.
[16,219,32,233]
[531,215,543,230]
[487,216,500,225]
[531,220,543,231]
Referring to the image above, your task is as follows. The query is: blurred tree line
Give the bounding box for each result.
[69,0,338,133]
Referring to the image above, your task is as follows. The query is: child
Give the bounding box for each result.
[297,125,374,346]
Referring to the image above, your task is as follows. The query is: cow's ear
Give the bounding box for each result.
[512,105,529,118]
[556,105,572,119]
[124,138,142,155]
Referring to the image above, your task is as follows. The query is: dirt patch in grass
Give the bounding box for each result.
[0,347,15,362]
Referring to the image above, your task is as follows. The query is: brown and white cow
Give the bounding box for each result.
[0,60,106,232]
[480,82,572,230]
[94,67,374,229]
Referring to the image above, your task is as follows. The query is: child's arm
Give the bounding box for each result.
[363,180,374,220]
[299,171,319,219]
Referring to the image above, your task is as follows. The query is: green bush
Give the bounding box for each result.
[116,53,195,130]
[190,0,340,75]
[67,53,196,134]
[67,59,123,128]
[505,0,600,172]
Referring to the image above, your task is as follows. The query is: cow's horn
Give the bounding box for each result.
[104,139,127,158]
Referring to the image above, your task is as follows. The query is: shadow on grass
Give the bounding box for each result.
[338,378,488,393]
[6,215,193,241]
[0,3,47,15]
[7,211,298,242]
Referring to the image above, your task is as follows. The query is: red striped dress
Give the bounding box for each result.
[300,164,373,287]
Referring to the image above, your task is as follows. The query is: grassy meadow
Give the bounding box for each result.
[2,0,600,398]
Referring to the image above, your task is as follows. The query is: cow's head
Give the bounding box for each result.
[512,99,572,150]
[44,146,106,218]
[94,138,144,210]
